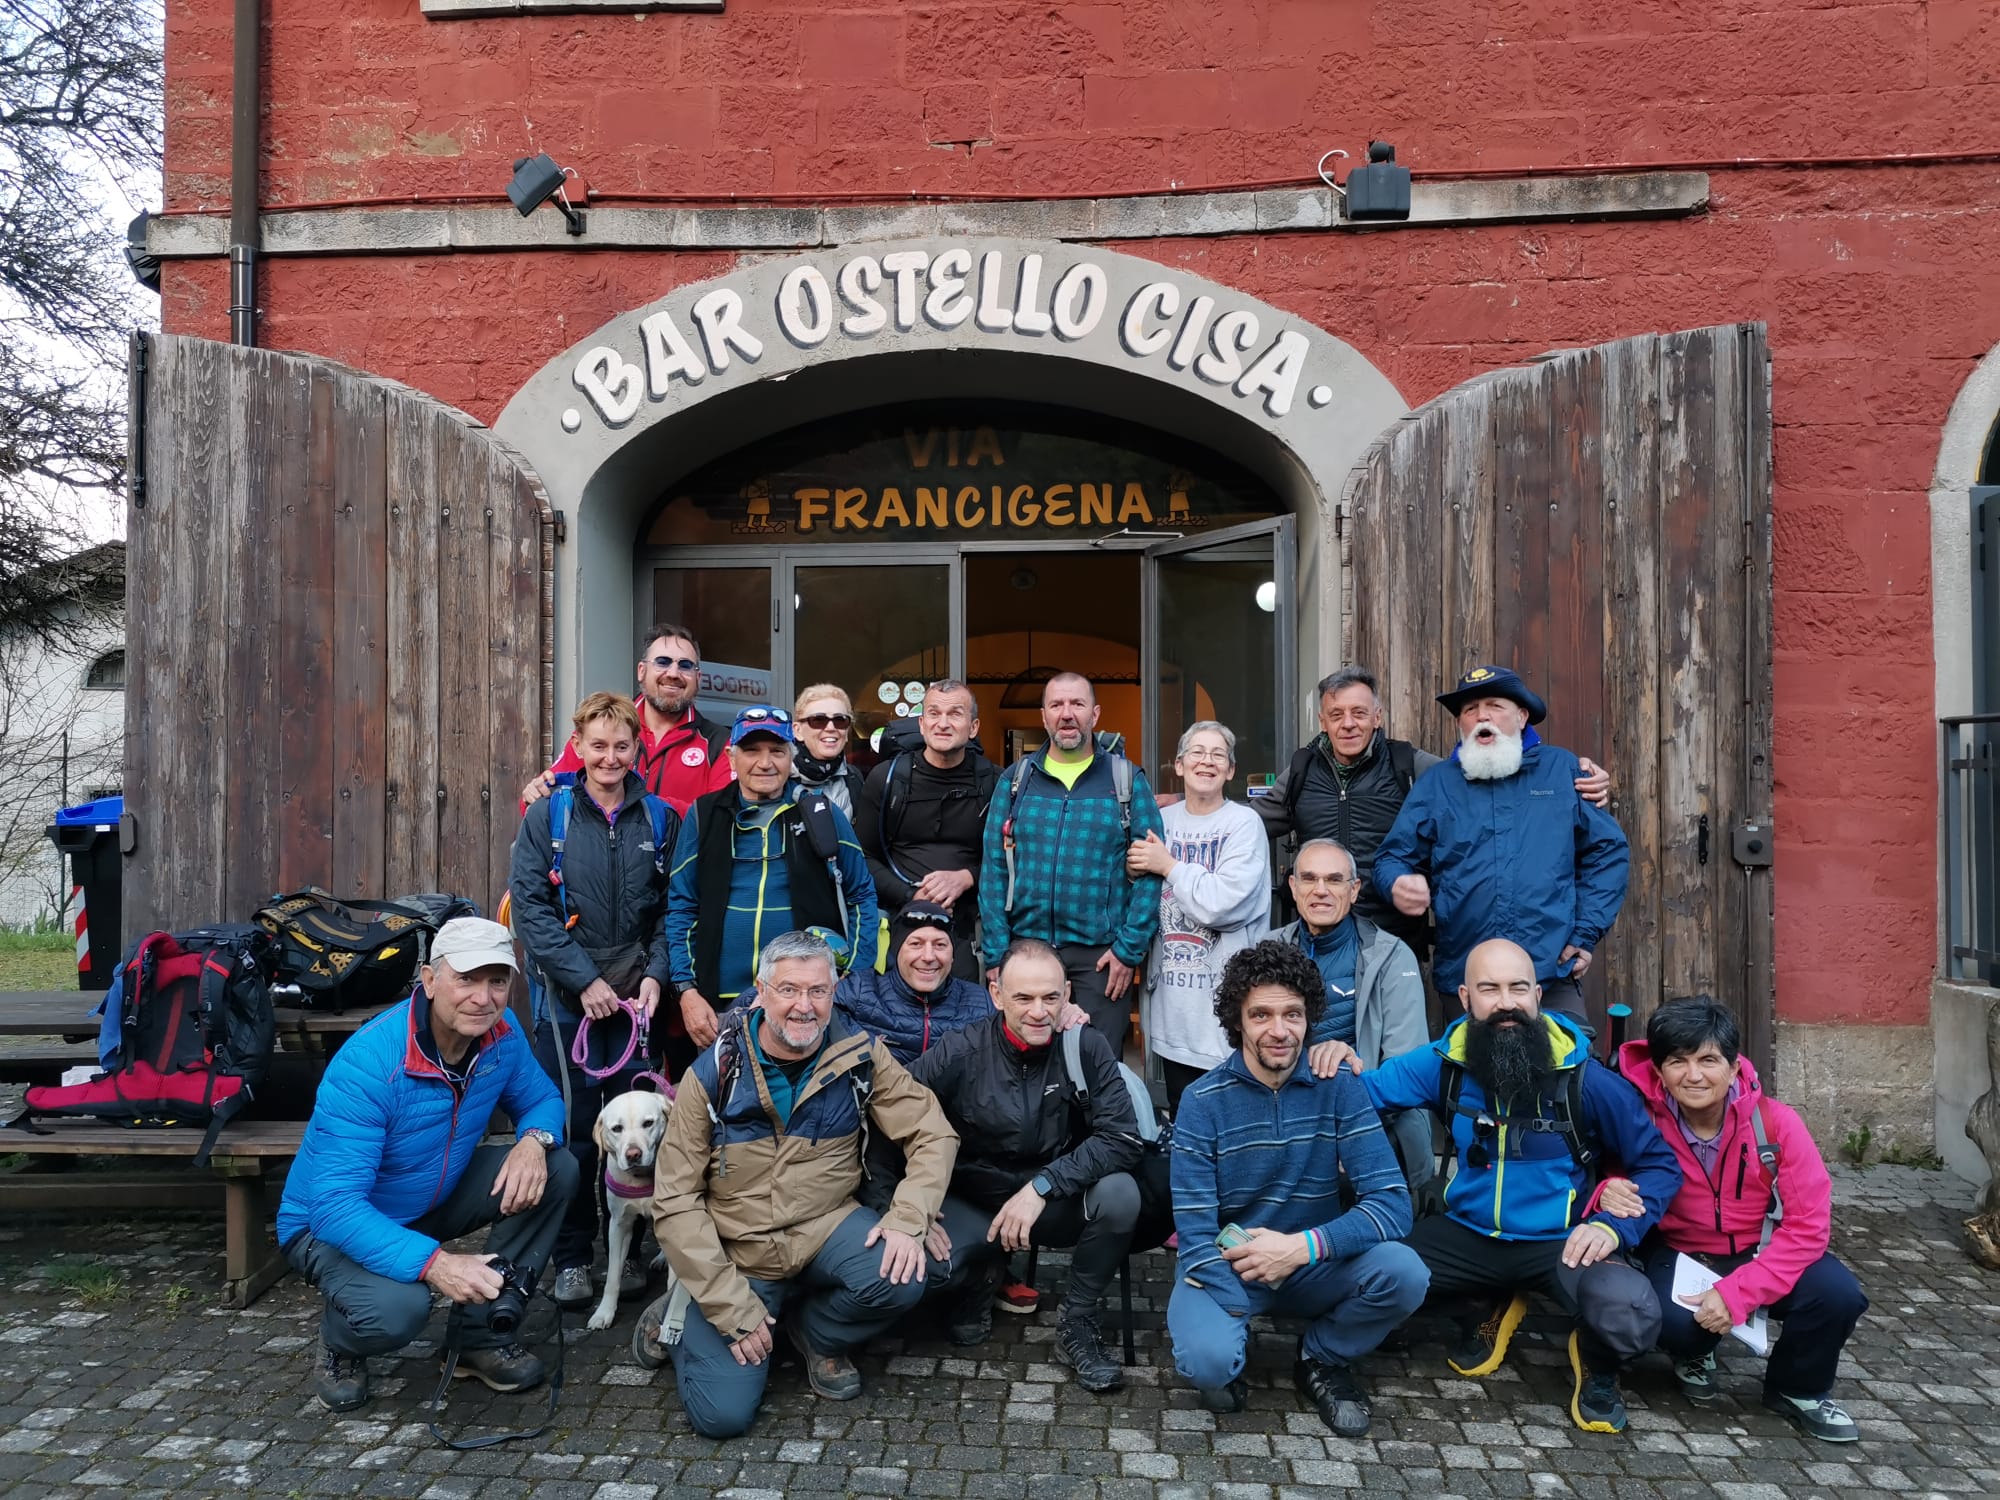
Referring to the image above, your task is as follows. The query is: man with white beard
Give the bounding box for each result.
[1372,667,1629,1019]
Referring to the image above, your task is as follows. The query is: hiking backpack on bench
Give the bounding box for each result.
[14,925,279,1165]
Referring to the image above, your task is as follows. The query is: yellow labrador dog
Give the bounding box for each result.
[586,1088,670,1331]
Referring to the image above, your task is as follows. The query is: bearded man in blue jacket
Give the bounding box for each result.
[277,918,575,1414]
[1374,665,1628,1020]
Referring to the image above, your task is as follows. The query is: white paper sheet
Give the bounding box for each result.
[1671,1252,1770,1355]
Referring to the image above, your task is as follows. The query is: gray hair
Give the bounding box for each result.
[1175,720,1237,762]
[924,677,975,703]
[756,929,837,984]
[1315,665,1378,704]
[1294,837,1358,878]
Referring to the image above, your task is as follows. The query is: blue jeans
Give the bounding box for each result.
[670,1207,928,1438]
[1640,1234,1867,1399]
[1168,1240,1430,1390]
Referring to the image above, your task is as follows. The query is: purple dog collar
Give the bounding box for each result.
[603,1168,653,1200]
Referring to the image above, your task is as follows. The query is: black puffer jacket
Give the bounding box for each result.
[509,772,679,1005]
[901,1014,1143,1211]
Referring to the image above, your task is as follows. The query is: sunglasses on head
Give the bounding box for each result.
[648,655,698,672]
[801,713,853,730]
[903,908,953,933]
[737,707,790,723]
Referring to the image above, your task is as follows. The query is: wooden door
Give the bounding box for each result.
[1344,326,1775,1069]
[123,335,555,936]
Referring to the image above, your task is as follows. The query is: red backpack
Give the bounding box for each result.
[15,926,278,1165]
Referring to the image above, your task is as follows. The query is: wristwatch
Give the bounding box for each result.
[1030,1173,1054,1198]
[521,1128,556,1150]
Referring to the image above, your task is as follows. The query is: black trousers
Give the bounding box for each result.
[1405,1213,1661,1374]
[1061,943,1131,1056]
[932,1174,1142,1313]
[1162,1059,1207,1116]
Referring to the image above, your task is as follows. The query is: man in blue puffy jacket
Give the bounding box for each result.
[277,918,575,1413]
[1374,665,1629,1019]
[1347,938,1681,1435]
[834,902,993,1064]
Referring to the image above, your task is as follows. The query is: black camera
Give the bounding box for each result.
[485,1258,535,1337]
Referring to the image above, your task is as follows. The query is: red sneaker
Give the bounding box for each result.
[994,1279,1040,1315]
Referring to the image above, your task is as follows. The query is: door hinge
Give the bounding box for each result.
[1731,819,1774,868]
[550,509,567,545]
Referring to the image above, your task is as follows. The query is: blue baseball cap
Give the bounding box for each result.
[729,705,795,745]
[1436,665,1546,725]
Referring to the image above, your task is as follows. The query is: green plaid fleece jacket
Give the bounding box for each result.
[977,750,1166,970]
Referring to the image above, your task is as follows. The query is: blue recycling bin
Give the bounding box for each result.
[48,795,124,991]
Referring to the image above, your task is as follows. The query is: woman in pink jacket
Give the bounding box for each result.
[1598,996,1865,1443]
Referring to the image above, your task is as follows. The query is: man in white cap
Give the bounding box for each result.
[277,916,577,1413]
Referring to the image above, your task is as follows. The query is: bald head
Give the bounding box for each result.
[1459,938,1541,1023]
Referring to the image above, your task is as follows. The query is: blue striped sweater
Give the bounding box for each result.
[1171,1053,1411,1314]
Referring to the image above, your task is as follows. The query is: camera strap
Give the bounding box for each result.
[426,1294,566,1451]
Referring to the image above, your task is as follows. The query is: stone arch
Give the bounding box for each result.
[492,238,1407,717]
[1932,340,2000,721]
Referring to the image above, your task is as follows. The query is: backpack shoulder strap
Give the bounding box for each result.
[798,790,841,863]
[1061,1025,1090,1104]
[1750,1102,1785,1253]
[643,795,672,877]
[1387,737,1419,794]
[880,753,918,884]
[1110,753,1135,836]
[1282,744,1316,812]
[1553,1063,1598,1181]
[548,785,574,920]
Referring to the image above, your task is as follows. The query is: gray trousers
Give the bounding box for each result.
[670,1207,927,1439]
[285,1143,580,1356]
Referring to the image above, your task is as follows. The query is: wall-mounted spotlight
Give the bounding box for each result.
[507,153,586,236]
[1319,141,1412,223]
[124,210,162,292]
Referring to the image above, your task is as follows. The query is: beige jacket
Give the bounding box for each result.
[651,1011,958,1341]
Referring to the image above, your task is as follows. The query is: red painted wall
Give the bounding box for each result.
[160,0,2000,1031]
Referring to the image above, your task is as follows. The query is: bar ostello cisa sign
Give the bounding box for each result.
[564,246,1323,434]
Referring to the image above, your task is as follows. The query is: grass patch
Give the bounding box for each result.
[0,925,73,951]
[0,946,79,991]
[162,1283,191,1313]
[44,1260,128,1306]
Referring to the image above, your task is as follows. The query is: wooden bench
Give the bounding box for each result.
[0,1120,305,1306]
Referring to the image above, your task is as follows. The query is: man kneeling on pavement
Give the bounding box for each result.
[1322,936,1682,1433]
[637,929,958,1438]
[1169,939,1431,1437]
[869,937,1149,1392]
[277,918,578,1412]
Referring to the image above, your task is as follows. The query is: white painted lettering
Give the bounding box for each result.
[924,248,976,329]
[1167,295,1216,371]
[1119,282,1179,357]
[690,288,764,374]
[1194,308,1259,385]
[1236,330,1311,417]
[638,312,704,396]
[1051,262,1109,341]
[839,255,888,337]
[974,251,1014,333]
[574,345,644,425]
[776,266,834,346]
[1012,254,1053,335]
[880,250,931,330]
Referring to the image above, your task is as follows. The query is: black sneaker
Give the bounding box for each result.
[1054,1308,1125,1393]
[1448,1292,1527,1377]
[1198,1377,1248,1414]
[1762,1389,1860,1443]
[1567,1331,1627,1433]
[312,1343,369,1412]
[947,1261,1002,1347]
[1294,1355,1371,1438]
[451,1342,548,1393]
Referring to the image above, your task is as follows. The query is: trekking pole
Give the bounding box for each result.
[1605,1003,1632,1066]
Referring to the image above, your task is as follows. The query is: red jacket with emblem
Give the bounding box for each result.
[1613,1040,1834,1323]
[544,699,734,814]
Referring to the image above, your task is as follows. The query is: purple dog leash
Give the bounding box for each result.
[571,999,675,1098]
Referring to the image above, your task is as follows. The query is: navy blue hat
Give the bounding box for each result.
[1436,665,1546,725]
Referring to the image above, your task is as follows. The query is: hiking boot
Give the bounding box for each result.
[1053,1307,1124,1393]
[452,1342,547,1394]
[312,1343,369,1412]
[551,1266,593,1308]
[1294,1355,1371,1438]
[1198,1377,1248,1414]
[632,1291,670,1370]
[995,1278,1040,1315]
[1762,1389,1860,1443]
[785,1321,862,1401]
[1448,1292,1528,1377]
[1675,1350,1719,1404]
[619,1260,648,1297]
[947,1262,1003,1347]
[1567,1331,1627,1433]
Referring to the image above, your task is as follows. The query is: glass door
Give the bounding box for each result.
[787,557,961,759]
[1140,516,1297,801]
[651,564,777,723]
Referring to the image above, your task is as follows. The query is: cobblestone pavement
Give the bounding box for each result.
[0,1163,1993,1499]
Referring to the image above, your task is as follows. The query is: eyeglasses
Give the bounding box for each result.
[1180,749,1231,765]
[801,713,853,730]
[1292,872,1355,889]
[1466,1113,1499,1171]
[766,982,833,1003]
[648,655,698,672]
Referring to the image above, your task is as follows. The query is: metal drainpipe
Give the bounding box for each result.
[228,0,260,345]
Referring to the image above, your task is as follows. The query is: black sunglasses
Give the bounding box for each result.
[1465,1114,1499,1171]
[648,655,698,672]
[801,712,853,730]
